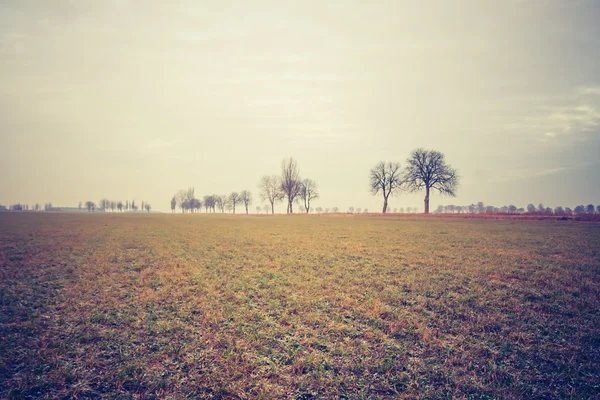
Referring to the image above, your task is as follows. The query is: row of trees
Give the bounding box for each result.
[170,188,253,214]
[433,202,600,215]
[171,158,320,214]
[370,148,459,214]
[257,158,319,214]
[81,199,151,212]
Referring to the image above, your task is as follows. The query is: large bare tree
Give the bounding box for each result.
[404,149,459,214]
[280,157,301,213]
[258,175,284,214]
[299,179,319,213]
[240,190,252,214]
[369,161,403,213]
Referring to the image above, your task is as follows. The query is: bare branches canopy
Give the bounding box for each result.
[299,179,319,213]
[258,175,284,214]
[404,149,459,214]
[280,158,302,214]
[369,161,403,213]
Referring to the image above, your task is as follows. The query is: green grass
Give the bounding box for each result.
[1,213,599,399]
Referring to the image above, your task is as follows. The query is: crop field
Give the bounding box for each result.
[0,213,599,399]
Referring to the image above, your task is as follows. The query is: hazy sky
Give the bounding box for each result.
[1,0,599,212]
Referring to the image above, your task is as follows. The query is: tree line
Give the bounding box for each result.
[433,202,600,215]
[80,199,152,213]
[170,158,319,214]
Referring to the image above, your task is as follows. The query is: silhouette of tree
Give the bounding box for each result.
[299,179,319,213]
[117,201,123,212]
[369,161,402,213]
[316,207,323,214]
[170,196,176,213]
[586,204,595,214]
[145,203,151,213]
[405,149,458,214]
[229,192,240,214]
[574,205,586,214]
[527,204,536,213]
[258,175,283,215]
[240,190,252,214]
[280,158,301,213]
[85,201,95,212]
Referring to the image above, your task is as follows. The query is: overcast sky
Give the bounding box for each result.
[1,0,599,212]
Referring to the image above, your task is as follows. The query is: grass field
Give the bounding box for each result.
[1,213,599,399]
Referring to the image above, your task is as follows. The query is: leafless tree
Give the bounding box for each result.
[216,195,227,213]
[369,161,403,213]
[141,201,145,212]
[85,201,95,212]
[262,204,270,214]
[78,201,82,210]
[170,196,176,213]
[145,203,151,213]
[404,149,458,214]
[229,192,240,214]
[332,207,338,213]
[99,198,110,212]
[256,206,262,214]
[299,179,319,213]
[316,206,323,214]
[258,175,284,214]
[348,206,354,213]
[240,190,252,214]
[280,158,301,213]
[117,201,123,212]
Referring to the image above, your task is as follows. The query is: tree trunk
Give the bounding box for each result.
[245,204,248,214]
[424,187,430,214]
[382,196,388,213]
[271,201,274,214]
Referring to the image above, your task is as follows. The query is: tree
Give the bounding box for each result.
[545,207,553,214]
[564,207,572,215]
[404,149,458,214]
[574,205,585,214]
[145,203,151,213]
[356,208,361,213]
[527,204,536,213]
[280,158,302,213]
[85,201,95,212]
[299,179,319,213]
[256,206,262,214]
[117,201,123,212]
[586,204,595,214]
[78,201,82,211]
[240,190,252,214]
[554,206,565,215]
[170,196,176,213]
[141,201,145,212]
[316,206,323,214]
[332,207,339,213]
[216,195,226,213]
[229,192,240,214]
[348,206,354,213]
[369,161,403,213]
[125,200,129,211]
[477,202,485,213]
[258,175,284,214]
[263,204,270,214]
[99,198,110,212]
[538,203,545,212]
[597,205,600,214]
[110,201,116,212]
[508,205,517,214]
[131,200,137,211]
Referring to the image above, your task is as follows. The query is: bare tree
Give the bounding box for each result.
[316,206,323,214]
[262,204,270,214]
[348,206,354,213]
[99,198,110,212]
[78,201,82,211]
[145,203,151,213]
[280,158,301,213]
[404,149,458,214]
[299,179,319,213]
[216,195,226,213]
[229,192,240,214]
[141,201,145,213]
[240,190,252,214]
[369,161,403,213]
[117,201,123,212]
[170,196,176,213]
[85,201,95,212]
[258,175,284,214]
[256,206,262,214]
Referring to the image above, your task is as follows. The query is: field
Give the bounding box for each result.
[1,213,599,399]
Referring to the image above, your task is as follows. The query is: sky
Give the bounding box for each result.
[1,0,599,212]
